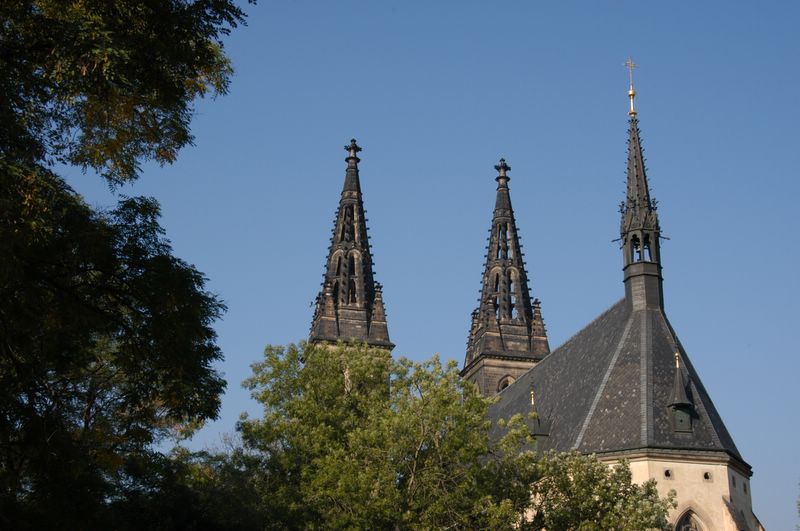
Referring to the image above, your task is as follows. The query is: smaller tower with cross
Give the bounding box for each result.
[309,139,393,350]
[461,158,549,396]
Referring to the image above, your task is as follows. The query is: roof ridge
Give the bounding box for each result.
[548,298,628,356]
[573,312,636,449]
[654,311,744,462]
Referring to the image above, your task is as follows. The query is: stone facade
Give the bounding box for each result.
[616,452,763,530]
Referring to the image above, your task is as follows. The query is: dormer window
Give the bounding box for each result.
[672,406,693,432]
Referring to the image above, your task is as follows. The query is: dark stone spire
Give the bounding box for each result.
[620,108,664,311]
[461,159,549,396]
[309,139,393,350]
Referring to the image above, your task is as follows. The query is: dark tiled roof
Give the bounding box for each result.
[490,299,745,465]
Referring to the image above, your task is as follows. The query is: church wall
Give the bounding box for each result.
[604,455,764,531]
[463,357,537,396]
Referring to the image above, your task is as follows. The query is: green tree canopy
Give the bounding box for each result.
[1,0,249,185]
[238,343,675,530]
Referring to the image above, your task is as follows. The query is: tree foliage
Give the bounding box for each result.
[528,451,675,531]
[1,2,247,527]
[239,343,675,530]
[1,0,249,185]
[0,167,226,528]
[107,446,264,531]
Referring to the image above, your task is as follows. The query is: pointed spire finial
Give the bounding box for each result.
[625,56,639,116]
[344,138,362,165]
[494,158,511,182]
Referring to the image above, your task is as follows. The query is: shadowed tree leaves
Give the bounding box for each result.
[0,167,225,529]
[0,2,249,526]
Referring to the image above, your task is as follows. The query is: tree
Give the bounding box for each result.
[239,343,674,530]
[0,169,226,529]
[527,451,674,531]
[1,2,249,526]
[1,0,250,185]
[107,446,265,531]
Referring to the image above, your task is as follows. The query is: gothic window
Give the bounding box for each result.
[348,254,356,276]
[630,234,642,262]
[496,223,509,259]
[332,281,340,305]
[341,205,355,241]
[643,234,653,261]
[675,510,704,531]
[493,273,501,319]
[334,255,342,276]
[509,271,518,319]
[348,278,357,304]
[498,375,515,392]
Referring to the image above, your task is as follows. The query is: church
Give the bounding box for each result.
[307,76,763,530]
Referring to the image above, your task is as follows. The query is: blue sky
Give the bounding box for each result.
[64,1,799,527]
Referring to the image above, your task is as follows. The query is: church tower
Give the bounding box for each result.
[489,62,763,530]
[461,159,549,396]
[309,139,393,350]
[620,73,664,311]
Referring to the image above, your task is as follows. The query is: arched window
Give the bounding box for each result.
[348,278,357,304]
[508,271,518,319]
[498,375,515,392]
[643,234,653,261]
[496,223,510,259]
[630,234,641,262]
[348,254,356,275]
[675,510,705,531]
[334,255,342,276]
[341,206,355,241]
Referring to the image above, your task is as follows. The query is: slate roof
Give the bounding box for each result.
[490,298,747,466]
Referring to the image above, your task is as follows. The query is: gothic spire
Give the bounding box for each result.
[619,66,664,311]
[461,159,549,396]
[309,139,393,350]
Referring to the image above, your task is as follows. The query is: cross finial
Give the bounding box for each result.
[625,57,638,86]
[494,158,511,181]
[624,57,639,116]
[344,138,362,164]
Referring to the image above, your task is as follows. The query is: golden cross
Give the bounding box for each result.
[625,57,639,87]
